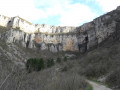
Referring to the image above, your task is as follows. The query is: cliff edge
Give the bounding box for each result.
[0,6,120,52]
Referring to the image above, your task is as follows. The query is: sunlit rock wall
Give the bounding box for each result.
[0,6,120,52]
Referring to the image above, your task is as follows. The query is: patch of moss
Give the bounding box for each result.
[15,27,20,30]
[86,84,93,90]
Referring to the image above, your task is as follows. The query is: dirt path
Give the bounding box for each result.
[87,80,112,90]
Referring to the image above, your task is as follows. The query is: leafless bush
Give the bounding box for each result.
[106,68,120,88]
[48,73,87,90]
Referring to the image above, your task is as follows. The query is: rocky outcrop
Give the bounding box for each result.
[1,29,78,52]
[0,6,120,52]
[0,15,11,27]
[77,6,120,50]
[117,6,120,10]
[35,24,76,33]
[0,16,76,34]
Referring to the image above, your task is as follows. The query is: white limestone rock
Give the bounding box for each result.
[0,6,120,52]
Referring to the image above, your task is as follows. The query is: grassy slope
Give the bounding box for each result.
[78,36,120,89]
[1,27,119,89]
[58,35,120,89]
[0,28,89,90]
[1,25,120,89]
[0,26,10,33]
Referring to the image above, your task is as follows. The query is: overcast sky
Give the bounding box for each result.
[0,0,120,26]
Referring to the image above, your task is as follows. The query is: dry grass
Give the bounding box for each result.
[77,36,120,89]
[0,62,89,90]
[0,26,10,33]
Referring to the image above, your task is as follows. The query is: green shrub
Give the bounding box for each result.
[26,58,45,73]
[63,56,67,62]
[37,58,45,71]
[26,58,35,72]
[47,58,54,67]
[16,27,20,30]
[56,57,61,63]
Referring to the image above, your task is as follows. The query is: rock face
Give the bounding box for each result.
[117,6,120,10]
[1,29,78,52]
[0,15,11,27]
[35,24,76,33]
[0,6,120,52]
[0,16,76,34]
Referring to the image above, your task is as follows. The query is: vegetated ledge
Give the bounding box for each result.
[16,16,33,25]
[0,26,11,33]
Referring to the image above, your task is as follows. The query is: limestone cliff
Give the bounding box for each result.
[0,6,120,52]
[0,15,76,34]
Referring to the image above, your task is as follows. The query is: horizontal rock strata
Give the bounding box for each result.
[0,6,120,52]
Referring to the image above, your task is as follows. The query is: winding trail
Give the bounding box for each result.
[87,80,112,90]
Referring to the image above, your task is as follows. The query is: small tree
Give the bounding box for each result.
[64,56,67,62]
[56,57,61,63]
[47,58,54,68]
[37,58,45,71]
[50,59,54,66]
[16,27,20,30]
[26,58,37,73]
[26,58,45,72]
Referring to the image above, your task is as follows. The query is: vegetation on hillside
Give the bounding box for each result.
[17,16,33,25]
[26,58,45,72]
[1,25,120,89]
[0,26,10,33]
[78,36,120,89]
[26,57,68,73]
[47,58,54,67]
